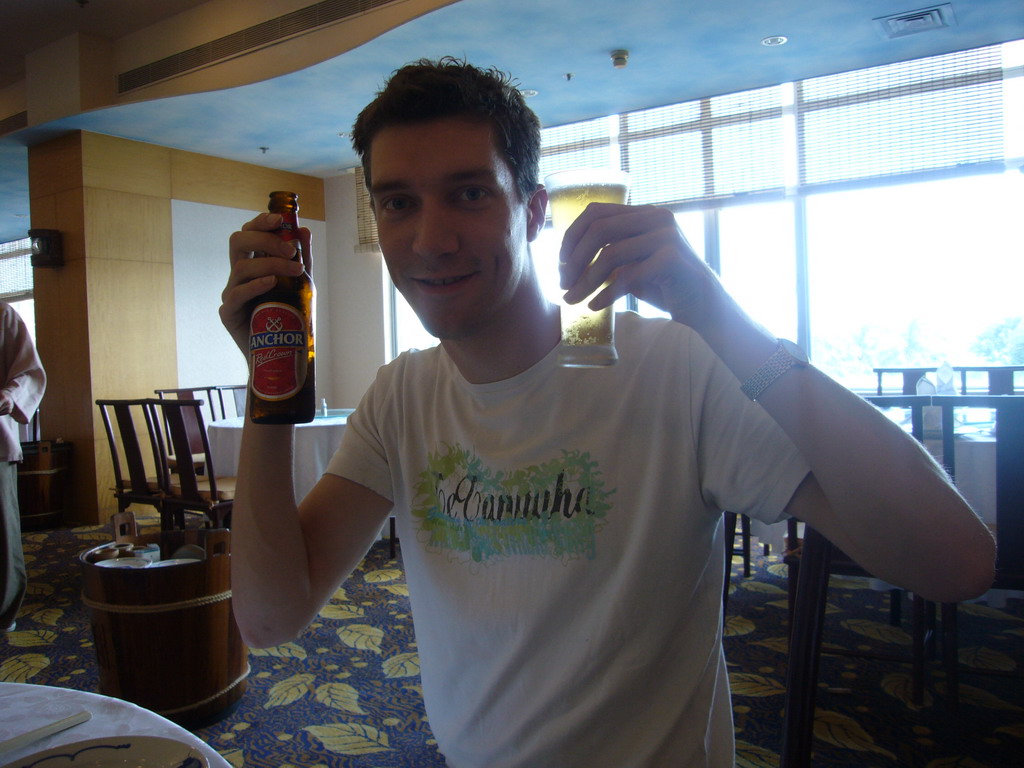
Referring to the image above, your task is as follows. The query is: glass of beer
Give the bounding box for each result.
[544,168,630,367]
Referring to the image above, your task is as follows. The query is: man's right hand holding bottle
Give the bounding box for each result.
[219,211,313,356]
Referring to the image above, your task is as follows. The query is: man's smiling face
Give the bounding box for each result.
[369,117,545,345]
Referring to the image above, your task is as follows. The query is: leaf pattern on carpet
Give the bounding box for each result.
[265,673,316,708]
[881,672,934,710]
[735,739,778,767]
[958,646,1017,671]
[337,624,384,654]
[812,709,896,759]
[314,682,365,714]
[5,518,1022,767]
[304,723,391,755]
[730,673,785,697]
[841,617,912,645]
[0,652,49,682]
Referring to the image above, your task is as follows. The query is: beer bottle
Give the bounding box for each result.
[248,191,316,424]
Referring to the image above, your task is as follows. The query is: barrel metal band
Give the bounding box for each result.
[80,589,232,614]
[157,663,251,717]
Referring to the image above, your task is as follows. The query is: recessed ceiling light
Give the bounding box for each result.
[761,35,788,47]
[520,89,538,98]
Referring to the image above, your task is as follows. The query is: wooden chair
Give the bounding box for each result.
[155,386,238,423]
[215,385,248,419]
[781,521,958,768]
[874,367,937,395]
[783,518,935,692]
[155,386,244,474]
[154,388,214,475]
[780,523,831,768]
[96,399,171,529]
[951,366,1022,395]
[783,396,956,711]
[779,393,1022,765]
[722,511,752,613]
[388,516,398,559]
[152,397,235,529]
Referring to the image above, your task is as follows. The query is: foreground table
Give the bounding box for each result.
[0,682,230,767]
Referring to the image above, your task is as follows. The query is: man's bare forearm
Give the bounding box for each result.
[695,293,995,602]
[230,423,317,647]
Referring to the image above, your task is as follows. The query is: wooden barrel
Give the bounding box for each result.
[79,528,248,727]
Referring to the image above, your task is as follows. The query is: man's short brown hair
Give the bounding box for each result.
[352,57,541,200]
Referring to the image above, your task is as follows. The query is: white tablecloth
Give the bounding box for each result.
[207,413,350,502]
[952,433,995,526]
[0,683,230,767]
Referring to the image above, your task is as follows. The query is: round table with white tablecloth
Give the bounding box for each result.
[0,683,230,767]
[206,410,351,502]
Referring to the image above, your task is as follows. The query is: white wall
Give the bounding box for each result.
[322,173,388,408]
[170,175,387,411]
[171,199,251,391]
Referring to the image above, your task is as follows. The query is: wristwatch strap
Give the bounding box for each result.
[740,340,807,401]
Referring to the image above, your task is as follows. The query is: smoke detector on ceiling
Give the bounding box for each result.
[873,4,957,39]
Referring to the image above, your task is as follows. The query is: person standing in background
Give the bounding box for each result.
[0,301,46,632]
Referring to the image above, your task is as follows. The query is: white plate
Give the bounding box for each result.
[148,558,201,568]
[0,736,209,767]
[95,559,150,569]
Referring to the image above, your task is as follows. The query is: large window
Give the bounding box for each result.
[807,172,1024,390]
[0,237,36,339]
[390,40,1024,390]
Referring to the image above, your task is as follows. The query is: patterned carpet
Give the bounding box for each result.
[2,517,1022,767]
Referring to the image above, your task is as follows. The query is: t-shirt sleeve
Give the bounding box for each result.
[686,333,810,525]
[325,369,396,504]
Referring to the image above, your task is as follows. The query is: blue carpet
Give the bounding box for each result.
[3,521,1022,766]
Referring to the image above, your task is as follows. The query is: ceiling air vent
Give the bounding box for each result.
[873,4,957,39]
[118,0,398,94]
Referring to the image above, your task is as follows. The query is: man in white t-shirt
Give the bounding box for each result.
[219,58,995,767]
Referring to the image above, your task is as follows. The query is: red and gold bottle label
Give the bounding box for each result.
[249,302,308,400]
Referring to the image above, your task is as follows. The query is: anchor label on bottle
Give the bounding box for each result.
[250,302,308,400]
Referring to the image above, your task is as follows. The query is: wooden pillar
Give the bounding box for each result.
[28,131,178,524]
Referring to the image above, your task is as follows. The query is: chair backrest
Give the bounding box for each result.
[153,397,221,503]
[216,384,248,419]
[96,398,164,496]
[157,385,246,422]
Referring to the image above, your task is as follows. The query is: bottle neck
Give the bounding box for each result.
[272,212,302,263]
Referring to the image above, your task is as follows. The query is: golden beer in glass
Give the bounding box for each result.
[544,169,630,367]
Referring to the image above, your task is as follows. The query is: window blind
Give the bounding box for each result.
[0,238,33,302]
[539,42,1011,208]
[796,45,1005,187]
[360,41,1016,248]
[354,167,379,247]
